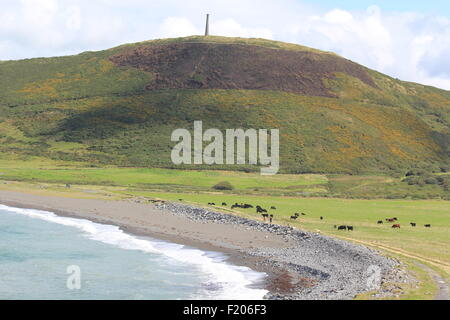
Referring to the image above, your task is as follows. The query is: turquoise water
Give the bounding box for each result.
[0,205,267,300]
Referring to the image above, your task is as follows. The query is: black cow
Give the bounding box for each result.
[222,202,227,206]
[320,216,324,220]
[256,206,267,213]
[424,224,431,228]
[261,213,269,221]
[337,225,346,231]
[410,222,416,227]
[377,220,383,224]
[347,226,354,231]
[271,206,277,210]
[231,203,239,209]
[290,213,300,220]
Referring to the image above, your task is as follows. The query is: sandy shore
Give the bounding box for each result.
[0,190,403,300]
[0,190,295,294]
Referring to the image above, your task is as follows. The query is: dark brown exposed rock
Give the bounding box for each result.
[109,42,377,97]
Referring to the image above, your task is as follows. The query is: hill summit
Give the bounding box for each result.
[0,36,448,174]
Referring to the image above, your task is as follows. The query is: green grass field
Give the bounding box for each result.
[0,157,448,199]
[136,192,449,264]
[0,164,327,191]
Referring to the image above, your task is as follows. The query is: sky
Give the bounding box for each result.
[1,0,450,90]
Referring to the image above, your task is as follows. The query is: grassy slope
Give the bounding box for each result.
[0,36,448,174]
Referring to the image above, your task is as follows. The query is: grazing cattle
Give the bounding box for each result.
[256,206,267,213]
[392,224,401,229]
[261,213,269,221]
[290,215,298,220]
[410,223,416,227]
[232,203,254,209]
[271,206,277,210]
[424,224,431,228]
[347,226,354,231]
[301,213,306,216]
[337,225,346,231]
[178,199,183,202]
[208,202,216,206]
[320,216,324,220]
[269,215,274,223]
[386,218,395,223]
[393,217,398,221]
[377,220,383,224]
[222,202,227,206]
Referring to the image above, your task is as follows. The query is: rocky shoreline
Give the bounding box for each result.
[156,201,409,300]
[0,190,414,300]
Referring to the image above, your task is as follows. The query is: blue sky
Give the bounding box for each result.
[1,0,450,89]
[314,0,450,16]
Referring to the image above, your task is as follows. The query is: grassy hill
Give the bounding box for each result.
[0,35,449,174]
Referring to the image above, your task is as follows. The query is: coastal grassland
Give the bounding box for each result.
[0,159,326,192]
[0,161,448,265]
[137,191,450,299]
[136,192,450,265]
[0,173,448,299]
[0,158,448,199]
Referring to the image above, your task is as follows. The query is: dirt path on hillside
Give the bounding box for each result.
[337,236,449,300]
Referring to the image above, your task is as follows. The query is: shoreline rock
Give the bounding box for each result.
[156,201,410,300]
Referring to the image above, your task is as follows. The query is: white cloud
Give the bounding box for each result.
[158,17,200,38]
[305,6,395,71]
[213,19,273,39]
[0,0,449,90]
[324,9,353,25]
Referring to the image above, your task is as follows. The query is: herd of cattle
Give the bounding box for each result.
[202,201,432,230]
[376,217,431,229]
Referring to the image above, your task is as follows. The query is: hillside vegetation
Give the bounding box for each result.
[0,36,449,174]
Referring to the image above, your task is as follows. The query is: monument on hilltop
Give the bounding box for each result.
[205,14,210,36]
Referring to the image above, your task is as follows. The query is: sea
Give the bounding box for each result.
[0,204,268,300]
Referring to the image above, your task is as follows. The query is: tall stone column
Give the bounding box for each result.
[205,14,210,36]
